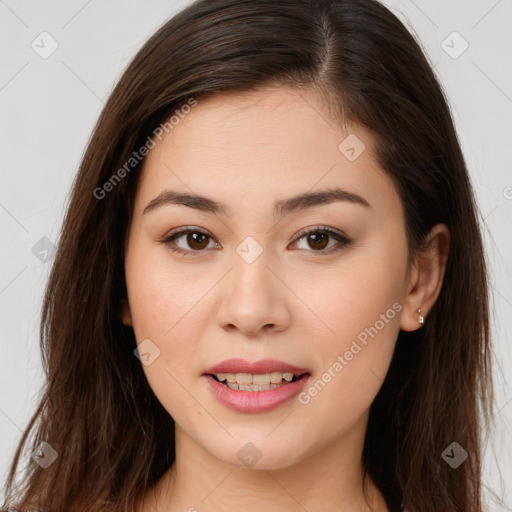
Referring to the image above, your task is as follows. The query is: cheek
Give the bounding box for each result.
[124,246,210,402]
[294,238,405,344]
[125,263,208,424]
[293,238,406,409]
[125,239,209,340]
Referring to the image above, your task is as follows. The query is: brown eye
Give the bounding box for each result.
[306,232,329,250]
[292,226,351,253]
[185,232,210,250]
[162,228,217,256]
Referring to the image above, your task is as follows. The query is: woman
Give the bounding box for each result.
[1,0,494,511]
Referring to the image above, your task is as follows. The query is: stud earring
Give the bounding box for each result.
[415,308,424,325]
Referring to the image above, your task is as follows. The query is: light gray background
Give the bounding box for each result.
[1,0,511,508]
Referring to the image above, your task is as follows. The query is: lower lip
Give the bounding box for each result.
[203,374,311,413]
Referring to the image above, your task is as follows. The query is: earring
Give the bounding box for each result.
[415,308,424,325]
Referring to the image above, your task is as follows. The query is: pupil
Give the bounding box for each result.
[309,233,328,250]
[188,233,209,250]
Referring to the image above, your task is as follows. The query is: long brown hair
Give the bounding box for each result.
[1,1,495,511]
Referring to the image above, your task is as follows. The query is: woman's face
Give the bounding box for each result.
[121,86,418,469]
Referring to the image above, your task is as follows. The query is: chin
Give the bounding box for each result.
[204,435,308,471]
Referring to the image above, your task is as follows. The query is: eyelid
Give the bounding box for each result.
[164,225,210,239]
[292,225,348,242]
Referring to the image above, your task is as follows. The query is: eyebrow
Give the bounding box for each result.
[142,187,371,218]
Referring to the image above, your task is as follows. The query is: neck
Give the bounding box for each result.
[137,412,389,512]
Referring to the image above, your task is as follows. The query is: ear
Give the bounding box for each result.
[120,297,133,326]
[400,223,450,332]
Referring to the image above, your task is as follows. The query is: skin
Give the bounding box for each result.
[121,86,450,512]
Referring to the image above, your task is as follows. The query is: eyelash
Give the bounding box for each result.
[160,225,352,257]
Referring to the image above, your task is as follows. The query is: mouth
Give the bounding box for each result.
[204,372,311,413]
[202,359,312,413]
[209,371,309,391]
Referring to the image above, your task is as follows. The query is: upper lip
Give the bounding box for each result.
[204,358,310,375]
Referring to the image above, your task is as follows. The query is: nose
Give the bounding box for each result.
[215,246,292,337]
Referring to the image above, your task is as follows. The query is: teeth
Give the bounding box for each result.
[226,381,287,391]
[215,372,298,385]
[236,373,253,385]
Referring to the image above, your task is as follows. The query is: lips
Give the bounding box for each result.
[202,358,311,413]
[204,358,310,375]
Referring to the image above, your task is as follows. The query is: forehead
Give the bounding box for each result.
[136,86,400,217]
